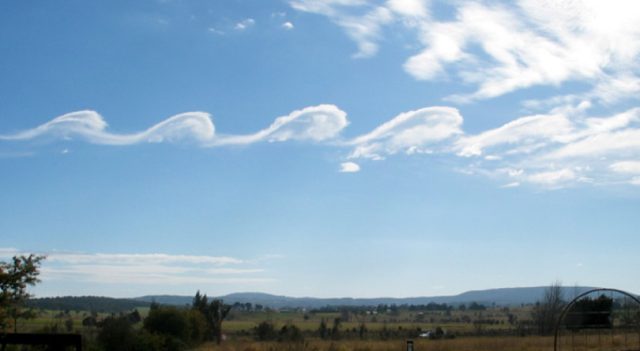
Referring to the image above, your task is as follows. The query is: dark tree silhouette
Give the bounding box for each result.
[0,254,44,332]
[192,291,231,344]
[532,281,565,335]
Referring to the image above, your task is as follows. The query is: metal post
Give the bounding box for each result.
[406,340,414,351]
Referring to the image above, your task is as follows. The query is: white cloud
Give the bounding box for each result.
[235,18,255,31]
[339,100,639,188]
[2,248,274,287]
[526,169,577,186]
[3,101,640,189]
[211,104,348,146]
[291,1,640,103]
[282,21,294,30]
[208,27,225,35]
[0,110,215,145]
[45,252,242,265]
[610,161,640,174]
[452,103,640,187]
[455,112,574,157]
[290,0,395,58]
[347,106,462,160]
[0,105,348,148]
[339,161,360,173]
[386,0,428,18]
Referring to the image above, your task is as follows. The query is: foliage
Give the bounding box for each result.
[278,323,304,342]
[98,316,138,351]
[192,291,232,344]
[144,305,190,341]
[26,295,150,313]
[564,294,613,329]
[98,316,175,351]
[0,254,44,332]
[186,309,209,344]
[255,320,278,341]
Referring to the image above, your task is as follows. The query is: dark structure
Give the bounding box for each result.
[555,288,640,351]
[0,333,82,351]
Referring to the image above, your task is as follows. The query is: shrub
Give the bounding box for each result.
[255,320,278,341]
[98,316,136,351]
[144,306,189,341]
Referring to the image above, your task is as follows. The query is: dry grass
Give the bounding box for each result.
[194,336,556,351]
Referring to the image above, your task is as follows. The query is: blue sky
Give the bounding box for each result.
[1,0,640,298]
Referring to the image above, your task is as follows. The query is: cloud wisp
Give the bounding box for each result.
[346,106,463,160]
[0,111,215,145]
[3,101,640,188]
[0,105,348,148]
[0,248,274,287]
[291,1,640,104]
[452,104,640,188]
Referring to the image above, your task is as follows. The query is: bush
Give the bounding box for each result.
[144,306,189,341]
[186,309,209,343]
[98,316,136,351]
[279,323,304,342]
[255,320,278,341]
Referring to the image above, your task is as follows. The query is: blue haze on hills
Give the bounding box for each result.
[136,286,602,309]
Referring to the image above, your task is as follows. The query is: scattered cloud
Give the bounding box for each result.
[290,1,640,103]
[1,248,274,287]
[290,0,395,58]
[235,18,255,31]
[339,161,360,173]
[282,21,294,30]
[3,101,640,188]
[208,27,225,35]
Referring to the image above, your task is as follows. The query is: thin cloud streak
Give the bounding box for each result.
[2,248,274,289]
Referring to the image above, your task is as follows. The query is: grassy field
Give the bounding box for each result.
[194,336,556,351]
[12,304,639,351]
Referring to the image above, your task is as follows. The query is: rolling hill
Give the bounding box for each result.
[135,286,601,309]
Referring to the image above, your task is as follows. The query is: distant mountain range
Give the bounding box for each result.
[135,286,602,309]
[31,286,623,313]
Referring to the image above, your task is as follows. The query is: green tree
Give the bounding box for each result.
[318,318,328,339]
[144,306,189,341]
[209,299,231,344]
[191,291,231,344]
[278,323,304,342]
[255,320,277,341]
[0,254,44,332]
[98,316,136,351]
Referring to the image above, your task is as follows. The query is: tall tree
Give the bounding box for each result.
[208,299,231,345]
[0,254,44,332]
[532,281,565,335]
[191,292,231,344]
